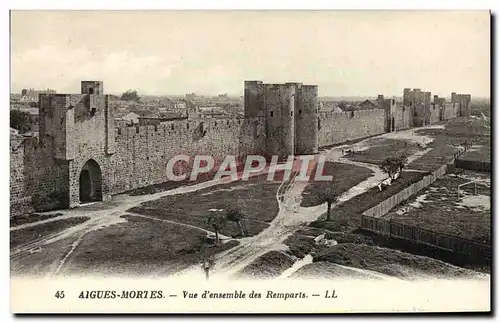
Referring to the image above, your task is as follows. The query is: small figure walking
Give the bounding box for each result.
[201,255,215,280]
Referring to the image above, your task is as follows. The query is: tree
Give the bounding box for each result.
[121,90,141,102]
[337,100,348,110]
[396,155,408,173]
[225,205,245,237]
[10,110,32,133]
[380,155,408,180]
[205,212,227,245]
[318,184,339,221]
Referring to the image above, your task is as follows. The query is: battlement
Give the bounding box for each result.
[10,80,474,214]
[319,108,385,119]
[114,117,255,139]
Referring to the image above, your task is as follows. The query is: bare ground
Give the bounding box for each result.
[383,171,491,244]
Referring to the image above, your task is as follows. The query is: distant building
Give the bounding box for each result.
[115,112,140,127]
[20,88,56,102]
[157,98,187,114]
[359,99,377,110]
[331,106,344,113]
[198,105,219,112]
[9,79,471,217]
[174,101,187,111]
[338,104,360,112]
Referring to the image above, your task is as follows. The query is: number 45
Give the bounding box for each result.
[55,291,65,299]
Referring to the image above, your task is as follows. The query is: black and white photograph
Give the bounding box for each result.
[8,9,491,313]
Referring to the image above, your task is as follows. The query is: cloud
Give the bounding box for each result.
[10,11,490,97]
[11,45,183,94]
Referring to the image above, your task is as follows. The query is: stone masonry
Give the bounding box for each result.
[9,80,469,216]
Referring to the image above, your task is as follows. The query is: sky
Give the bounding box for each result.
[10,10,490,97]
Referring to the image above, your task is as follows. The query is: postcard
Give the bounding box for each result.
[9,10,491,314]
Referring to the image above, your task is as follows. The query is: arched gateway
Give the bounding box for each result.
[79,159,103,203]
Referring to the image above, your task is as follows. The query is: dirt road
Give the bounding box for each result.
[11,125,442,278]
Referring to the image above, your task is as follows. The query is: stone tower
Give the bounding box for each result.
[243,81,319,160]
[451,92,472,117]
[263,83,296,159]
[295,84,319,155]
[403,88,431,127]
[378,94,397,132]
[39,81,114,207]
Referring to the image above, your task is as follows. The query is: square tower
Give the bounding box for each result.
[403,88,431,127]
[243,80,319,159]
[81,81,104,95]
[38,80,114,207]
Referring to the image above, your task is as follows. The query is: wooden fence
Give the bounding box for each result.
[361,216,491,259]
[363,164,448,219]
[360,143,491,260]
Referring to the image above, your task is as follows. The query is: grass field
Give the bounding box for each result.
[11,236,80,277]
[308,171,426,232]
[347,138,421,165]
[284,227,375,260]
[10,212,64,227]
[409,118,490,171]
[301,161,374,207]
[11,117,491,279]
[459,145,491,163]
[286,118,493,275]
[126,170,219,196]
[283,227,482,279]
[128,173,281,238]
[234,251,295,279]
[58,214,239,277]
[10,216,90,249]
[470,100,491,117]
[416,117,489,148]
[307,118,491,233]
[311,243,479,279]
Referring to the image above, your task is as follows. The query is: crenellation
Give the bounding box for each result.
[10,79,473,215]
